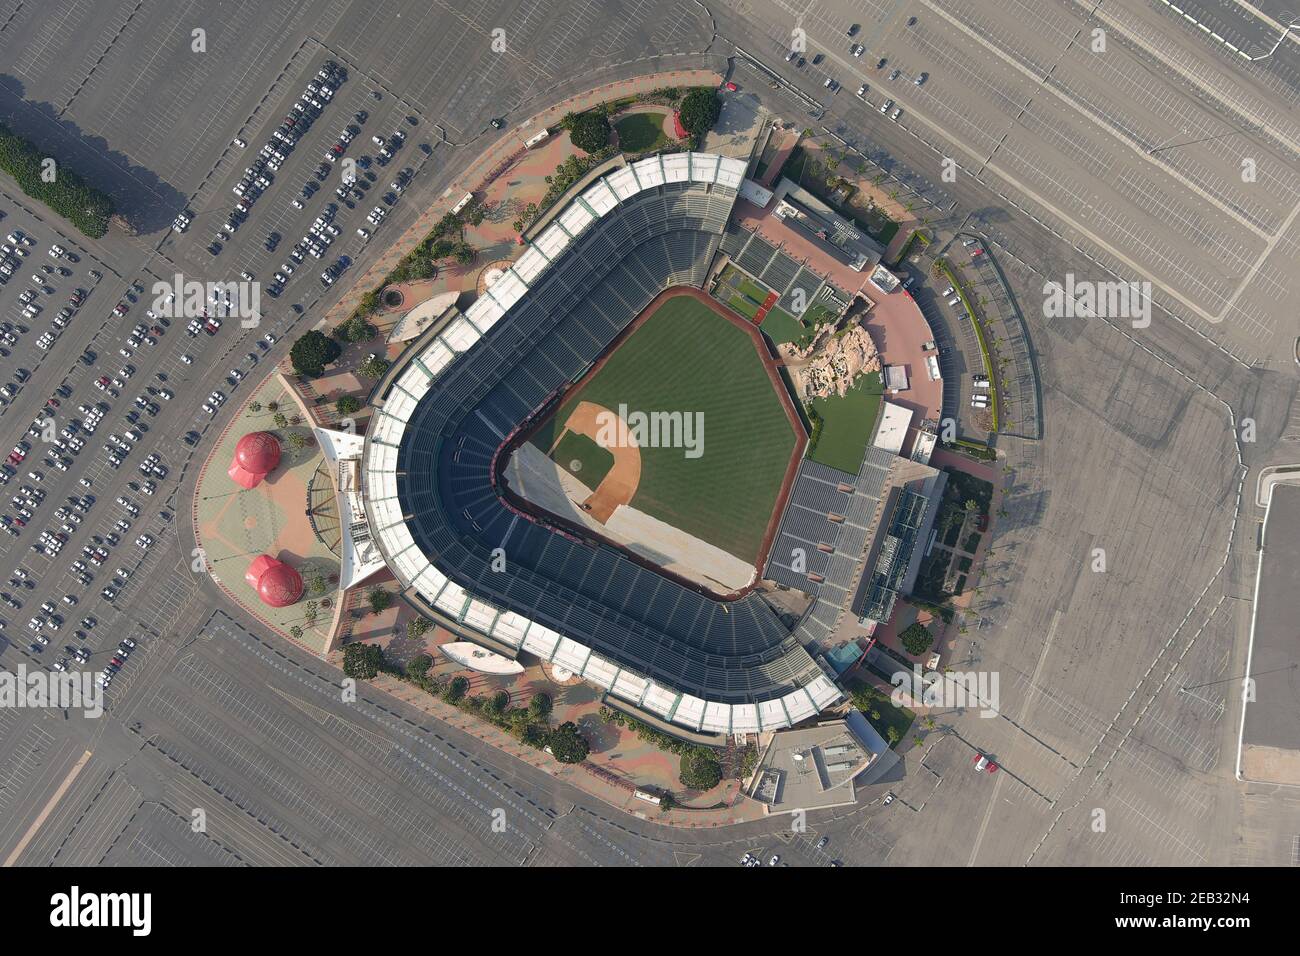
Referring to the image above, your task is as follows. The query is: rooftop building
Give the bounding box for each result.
[771,178,884,272]
[749,714,897,814]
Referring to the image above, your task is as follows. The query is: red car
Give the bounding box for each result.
[724,81,738,91]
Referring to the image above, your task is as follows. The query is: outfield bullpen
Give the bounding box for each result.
[519,288,804,581]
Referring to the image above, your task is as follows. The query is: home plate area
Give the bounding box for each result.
[503,436,754,594]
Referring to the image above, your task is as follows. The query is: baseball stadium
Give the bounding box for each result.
[363,152,863,738]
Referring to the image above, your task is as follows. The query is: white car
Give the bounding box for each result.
[180,353,193,365]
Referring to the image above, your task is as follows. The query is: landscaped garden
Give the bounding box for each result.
[614,112,669,153]
[805,371,883,474]
[849,683,915,749]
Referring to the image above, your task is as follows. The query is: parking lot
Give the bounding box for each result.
[0,191,300,693]
[158,54,436,309]
[717,0,1300,366]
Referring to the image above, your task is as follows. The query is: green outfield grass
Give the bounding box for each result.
[759,307,808,346]
[807,371,883,474]
[529,293,799,562]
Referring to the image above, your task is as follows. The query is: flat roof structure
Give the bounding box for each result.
[873,401,913,455]
[771,178,883,273]
[883,365,909,392]
[1238,481,1300,785]
[749,717,886,814]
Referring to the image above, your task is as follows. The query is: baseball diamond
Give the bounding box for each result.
[515,290,802,568]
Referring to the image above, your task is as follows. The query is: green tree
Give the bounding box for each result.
[335,314,376,343]
[335,395,362,416]
[546,722,590,764]
[0,122,115,237]
[289,329,341,378]
[367,588,393,615]
[358,355,390,379]
[342,642,383,680]
[678,747,722,791]
[286,432,309,452]
[565,110,611,152]
[272,412,288,429]
[677,88,721,140]
[528,692,552,719]
[899,621,935,655]
[247,400,262,414]
[405,654,433,682]
[445,675,469,703]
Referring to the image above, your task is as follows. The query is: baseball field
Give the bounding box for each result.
[525,290,801,566]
